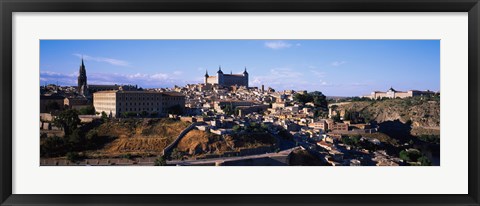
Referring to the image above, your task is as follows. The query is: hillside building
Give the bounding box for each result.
[365,87,436,99]
[93,90,185,118]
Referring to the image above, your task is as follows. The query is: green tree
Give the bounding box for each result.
[167,105,183,115]
[78,106,95,115]
[170,148,183,160]
[418,156,432,166]
[400,149,422,163]
[232,125,242,133]
[309,91,328,109]
[150,111,159,117]
[140,110,149,117]
[221,104,234,116]
[344,110,351,121]
[40,136,67,157]
[54,109,81,136]
[122,112,137,118]
[66,152,81,162]
[67,128,85,150]
[101,111,109,122]
[293,93,312,104]
[399,150,411,162]
[332,113,341,122]
[154,155,167,166]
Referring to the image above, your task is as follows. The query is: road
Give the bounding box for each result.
[168,147,300,166]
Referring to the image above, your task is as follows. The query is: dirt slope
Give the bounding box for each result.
[89,118,189,157]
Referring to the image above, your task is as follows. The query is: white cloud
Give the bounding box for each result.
[73,53,130,67]
[251,68,305,89]
[248,67,345,92]
[331,61,346,67]
[40,70,195,88]
[149,73,170,80]
[172,71,183,76]
[310,70,326,78]
[40,71,77,77]
[264,41,292,50]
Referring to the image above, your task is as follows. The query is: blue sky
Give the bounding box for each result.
[40,40,440,96]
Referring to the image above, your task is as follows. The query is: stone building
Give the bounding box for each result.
[365,87,436,99]
[93,90,185,118]
[204,66,249,87]
[40,94,65,113]
[64,96,91,110]
[213,100,256,112]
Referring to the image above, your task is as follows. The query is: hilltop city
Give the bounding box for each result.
[40,59,440,166]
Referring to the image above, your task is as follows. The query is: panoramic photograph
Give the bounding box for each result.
[39,40,440,166]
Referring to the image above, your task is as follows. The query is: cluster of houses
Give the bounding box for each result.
[314,134,403,166]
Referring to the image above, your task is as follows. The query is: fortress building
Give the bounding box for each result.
[204,66,249,87]
[364,87,436,99]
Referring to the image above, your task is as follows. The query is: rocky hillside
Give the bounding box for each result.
[334,97,440,129]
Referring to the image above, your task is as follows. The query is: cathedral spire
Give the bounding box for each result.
[78,58,88,96]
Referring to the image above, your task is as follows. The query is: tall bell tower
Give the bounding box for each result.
[77,58,88,96]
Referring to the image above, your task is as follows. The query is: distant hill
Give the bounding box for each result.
[326,96,349,100]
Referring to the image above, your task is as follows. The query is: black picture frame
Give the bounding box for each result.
[1,0,479,205]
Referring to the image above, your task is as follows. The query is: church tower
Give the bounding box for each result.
[78,58,88,96]
[243,66,249,87]
[204,70,209,84]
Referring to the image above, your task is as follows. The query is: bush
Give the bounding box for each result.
[154,156,167,166]
[150,111,159,117]
[400,149,422,163]
[66,152,82,162]
[140,111,149,117]
[170,148,184,160]
[418,156,432,166]
[120,154,133,159]
[232,125,242,133]
[78,106,95,115]
[67,129,85,150]
[167,105,183,115]
[122,112,137,118]
[53,109,81,137]
[418,135,440,144]
[40,136,67,157]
